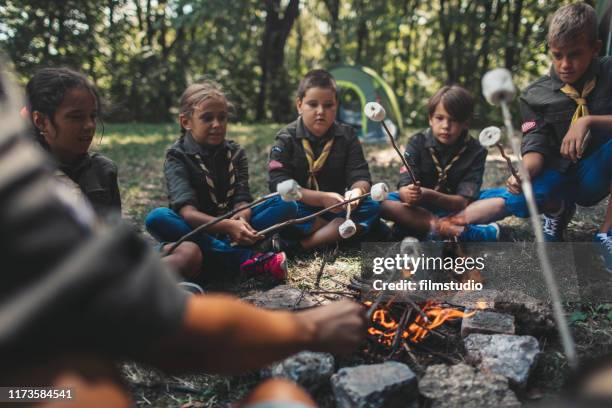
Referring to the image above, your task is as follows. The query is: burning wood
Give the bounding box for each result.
[364,300,475,347]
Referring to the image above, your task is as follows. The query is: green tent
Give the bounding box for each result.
[330,65,404,143]
[598,0,612,56]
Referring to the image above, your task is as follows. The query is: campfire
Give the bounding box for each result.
[365,300,475,346]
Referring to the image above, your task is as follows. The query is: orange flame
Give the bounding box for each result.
[365,301,475,345]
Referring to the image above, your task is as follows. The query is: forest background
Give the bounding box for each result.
[0,0,589,128]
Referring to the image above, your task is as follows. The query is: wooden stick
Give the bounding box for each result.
[495,142,521,181]
[163,192,280,255]
[381,121,419,185]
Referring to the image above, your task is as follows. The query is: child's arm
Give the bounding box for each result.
[230,147,254,222]
[148,296,367,375]
[179,205,260,245]
[561,115,612,162]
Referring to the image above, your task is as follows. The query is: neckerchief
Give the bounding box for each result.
[194,148,237,214]
[301,137,334,191]
[427,135,468,193]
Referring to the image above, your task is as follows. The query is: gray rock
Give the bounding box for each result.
[262,351,335,392]
[464,333,540,387]
[331,362,417,408]
[461,310,515,337]
[419,363,520,408]
[242,285,315,309]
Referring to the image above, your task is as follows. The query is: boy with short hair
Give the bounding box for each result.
[451,3,612,268]
[381,85,498,241]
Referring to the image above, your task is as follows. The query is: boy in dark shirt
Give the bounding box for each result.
[268,69,381,250]
[381,85,498,241]
[450,3,612,269]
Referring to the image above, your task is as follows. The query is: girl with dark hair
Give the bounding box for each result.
[26,67,202,279]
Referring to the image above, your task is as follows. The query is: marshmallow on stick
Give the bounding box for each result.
[364,102,418,185]
[277,179,302,201]
[338,183,388,239]
[478,126,520,181]
[481,68,576,369]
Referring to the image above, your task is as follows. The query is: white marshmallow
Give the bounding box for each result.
[276,179,302,201]
[339,219,357,239]
[364,102,386,122]
[482,68,516,105]
[370,182,389,202]
[479,126,502,147]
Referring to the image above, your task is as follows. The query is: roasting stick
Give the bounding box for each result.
[163,179,302,255]
[479,126,521,181]
[364,102,419,185]
[482,68,576,368]
[257,183,389,236]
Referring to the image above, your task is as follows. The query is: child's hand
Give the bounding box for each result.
[561,116,590,162]
[296,300,367,354]
[321,192,346,213]
[506,175,521,194]
[226,219,261,246]
[399,184,422,206]
[231,206,252,223]
[344,188,363,211]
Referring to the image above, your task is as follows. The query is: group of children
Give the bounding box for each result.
[22,4,612,288]
[5,2,611,406]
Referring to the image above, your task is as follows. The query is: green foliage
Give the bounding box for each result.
[0,0,571,125]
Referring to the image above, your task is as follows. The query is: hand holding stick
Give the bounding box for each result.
[478,126,521,182]
[164,179,302,255]
[364,102,419,186]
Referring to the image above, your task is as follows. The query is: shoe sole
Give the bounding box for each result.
[277,252,288,280]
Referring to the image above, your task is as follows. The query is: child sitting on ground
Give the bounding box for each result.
[267,69,381,250]
[445,3,612,269]
[145,80,298,281]
[381,85,498,241]
[26,67,202,280]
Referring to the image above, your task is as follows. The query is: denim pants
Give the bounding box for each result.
[289,196,381,237]
[145,196,298,274]
[479,139,612,218]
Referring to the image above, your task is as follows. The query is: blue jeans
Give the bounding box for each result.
[290,196,381,237]
[145,196,298,273]
[479,139,612,218]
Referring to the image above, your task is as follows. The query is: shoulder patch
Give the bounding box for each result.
[272,146,283,154]
[268,160,283,170]
[521,121,537,133]
[399,166,408,174]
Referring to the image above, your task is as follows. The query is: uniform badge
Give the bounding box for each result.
[269,160,283,170]
[272,146,283,154]
[521,121,536,133]
[399,166,407,174]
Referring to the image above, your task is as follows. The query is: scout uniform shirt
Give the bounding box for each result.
[164,132,253,216]
[57,152,122,218]
[520,56,612,173]
[399,128,487,200]
[268,117,371,194]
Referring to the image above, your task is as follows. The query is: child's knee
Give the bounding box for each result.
[144,207,174,231]
[277,199,299,220]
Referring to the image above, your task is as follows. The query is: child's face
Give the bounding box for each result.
[296,87,337,137]
[549,35,602,85]
[181,96,228,146]
[428,102,468,145]
[36,87,98,159]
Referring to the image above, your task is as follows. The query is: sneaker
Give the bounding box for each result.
[542,203,576,242]
[178,281,204,295]
[459,223,500,242]
[594,231,612,273]
[240,252,287,280]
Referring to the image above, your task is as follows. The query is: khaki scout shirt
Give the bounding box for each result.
[399,128,487,200]
[164,133,253,216]
[520,57,612,173]
[268,118,371,194]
